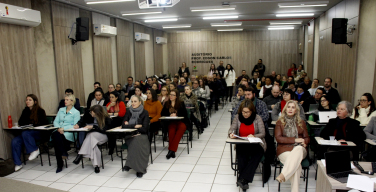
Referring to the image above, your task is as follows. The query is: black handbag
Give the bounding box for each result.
[0,158,15,177]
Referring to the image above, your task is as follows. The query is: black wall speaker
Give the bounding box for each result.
[332,18,348,44]
[76,17,89,41]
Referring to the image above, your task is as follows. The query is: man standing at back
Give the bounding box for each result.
[252,59,266,77]
[323,77,341,104]
[217,61,225,78]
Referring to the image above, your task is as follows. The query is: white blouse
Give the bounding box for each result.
[350,106,376,125]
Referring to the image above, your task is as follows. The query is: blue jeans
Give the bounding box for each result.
[11,130,41,166]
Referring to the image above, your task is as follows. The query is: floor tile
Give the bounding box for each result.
[127,179,159,190]
[140,170,166,180]
[56,173,89,184]
[197,157,221,166]
[174,156,199,165]
[48,182,75,191]
[181,182,213,192]
[95,186,125,192]
[79,175,111,186]
[102,177,135,188]
[69,184,99,192]
[147,163,172,171]
[34,171,66,182]
[153,181,185,192]
[14,170,46,180]
[162,171,190,182]
[187,173,216,184]
[211,183,239,192]
[214,174,237,185]
[192,164,218,174]
[29,180,53,187]
[169,164,195,173]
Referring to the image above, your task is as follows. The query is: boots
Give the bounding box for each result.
[72,155,83,165]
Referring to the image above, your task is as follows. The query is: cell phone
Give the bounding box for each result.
[340,142,348,145]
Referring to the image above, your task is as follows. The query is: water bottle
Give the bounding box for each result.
[8,116,12,128]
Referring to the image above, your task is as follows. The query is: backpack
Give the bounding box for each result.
[0,158,15,177]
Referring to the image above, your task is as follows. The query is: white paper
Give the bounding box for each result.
[11,127,22,129]
[321,159,356,169]
[319,140,339,145]
[164,117,179,119]
[248,137,264,144]
[233,134,248,140]
[346,174,374,192]
[33,126,47,130]
[69,128,88,131]
[109,129,135,132]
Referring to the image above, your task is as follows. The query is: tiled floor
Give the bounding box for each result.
[6,103,317,192]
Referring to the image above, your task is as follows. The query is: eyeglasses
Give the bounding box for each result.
[321,100,328,103]
[358,99,368,102]
[162,90,167,92]
[170,94,176,97]
[242,111,251,114]
[315,92,323,95]
[283,93,290,96]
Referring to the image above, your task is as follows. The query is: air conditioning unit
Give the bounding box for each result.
[93,24,117,37]
[156,37,167,44]
[0,3,41,27]
[135,32,150,41]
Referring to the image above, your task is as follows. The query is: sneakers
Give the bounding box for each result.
[15,165,23,172]
[28,149,40,161]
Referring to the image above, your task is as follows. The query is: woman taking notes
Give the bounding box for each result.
[274,100,309,192]
[161,89,189,159]
[122,95,150,178]
[72,105,112,173]
[12,94,48,171]
[228,100,266,190]
[52,94,80,173]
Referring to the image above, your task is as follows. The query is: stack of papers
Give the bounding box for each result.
[320,140,339,145]
[347,174,374,192]
[33,126,47,130]
[248,137,264,144]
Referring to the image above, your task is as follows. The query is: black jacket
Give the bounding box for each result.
[252,64,266,77]
[122,109,150,135]
[86,91,95,110]
[58,98,80,112]
[324,87,341,104]
[320,117,365,148]
[299,82,312,92]
[263,95,282,110]
[295,91,311,103]
[178,67,190,77]
[18,107,48,126]
[302,96,320,112]
[161,102,190,129]
[77,111,112,134]
[217,66,225,78]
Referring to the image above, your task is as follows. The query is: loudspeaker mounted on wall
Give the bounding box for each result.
[332,18,352,48]
[69,17,89,45]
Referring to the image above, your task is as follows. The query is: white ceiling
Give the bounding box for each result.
[65,0,343,31]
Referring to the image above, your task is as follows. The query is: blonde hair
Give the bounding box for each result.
[278,100,303,128]
[65,94,76,105]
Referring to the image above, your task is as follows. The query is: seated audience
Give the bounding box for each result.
[181,86,202,136]
[276,74,282,82]
[115,83,126,102]
[318,95,335,112]
[351,93,376,125]
[199,79,211,101]
[89,88,109,109]
[308,78,323,96]
[165,77,171,87]
[302,87,324,112]
[270,71,277,82]
[12,94,48,171]
[250,72,260,86]
[87,82,101,110]
[296,64,305,78]
[275,100,310,192]
[58,89,80,111]
[296,72,307,85]
[291,70,299,82]
[188,75,197,87]
[144,89,163,142]
[287,63,297,77]
[173,76,179,87]
[72,105,112,173]
[228,100,266,190]
[121,95,150,178]
[177,76,187,93]
[122,76,135,99]
[158,86,170,106]
[259,76,273,99]
[299,77,312,92]
[127,81,142,101]
[236,70,247,85]
[106,91,126,127]
[281,76,287,88]
[320,101,366,160]
[263,86,282,110]
[363,116,376,161]
[104,84,115,100]
[271,89,305,121]
[152,77,161,90]
[232,85,246,110]
[281,76,294,91]
[183,72,190,83]
[161,89,189,159]
[169,83,176,92]
[288,82,296,92]
[256,76,266,90]
[145,77,153,92]
[52,94,80,173]
[323,77,341,104]
[295,85,310,104]
[126,87,146,107]
[152,83,160,94]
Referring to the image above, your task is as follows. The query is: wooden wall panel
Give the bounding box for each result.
[153,29,164,76]
[91,13,113,87]
[116,19,132,85]
[306,20,315,78]
[134,24,146,80]
[167,29,299,78]
[51,1,85,105]
[374,58,376,97]
[0,0,39,158]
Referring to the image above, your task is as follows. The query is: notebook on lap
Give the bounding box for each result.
[318,111,337,124]
[325,150,358,183]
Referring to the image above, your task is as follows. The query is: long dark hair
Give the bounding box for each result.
[354,93,375,118]
[89,105,109,129]
[209,64,216,72]
[318,95,333,111]
[164,89,182,112]
[148,89,158,102]
[226,64,234,72]
[283,89,295,100]
[27,94,43,125]
[199,79,207,90]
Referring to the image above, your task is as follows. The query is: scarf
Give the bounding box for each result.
[239,111,256,125]
[91,98,104,107]
[295,91,304,100]
[108,102,120,113]
[280,100,287,113]
[128,105,143,125]
[283,115,299,138]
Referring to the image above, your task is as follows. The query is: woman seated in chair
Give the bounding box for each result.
[271,89,306,121]
[52,94,80,173]
[228,100,266,190]
[180,85,202,136]
[275,100,309,192]
[144,89,163,142]
[161,89,189,159]
[89,88,109,108]
[106,91,126,127]
[351,93,376,125]
[122,95,150,178]
[126,87,147,107]
[72,105,112,173]
[363,116,376,161]
[12,94,48,171]
[320,101,366,160]
[158,86,170,106]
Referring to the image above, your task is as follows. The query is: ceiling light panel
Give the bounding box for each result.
[276,13,314,17]
[144,18,178,22]
[211,22,242,27]
[121,10,163,16]
[278,1,328,8]
[190,5,236,12]
[203,15,238,20]
[269,21,302,25]
[268,27,294,30]
[85,0,135,4]
[163,24,191,29]
[217,29,243,31]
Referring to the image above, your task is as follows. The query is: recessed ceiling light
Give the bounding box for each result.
[190,5,236,12]
[276,13,314,17]
[203,15,238,20]
[163,24,192,29]
[144,18,178,22]
[278,1,328,8]
[268,27,294,30]
[121,11,162,16]
[217,29,243,32]
[211,22,242,27]
[270,21,302,25]
[85,0,135,4]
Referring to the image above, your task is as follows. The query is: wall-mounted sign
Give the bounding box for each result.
[191,53,232,63]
